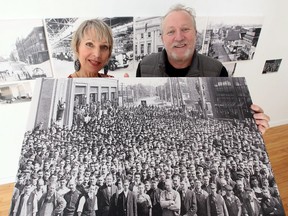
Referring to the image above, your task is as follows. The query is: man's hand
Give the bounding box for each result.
[251,104,270,135]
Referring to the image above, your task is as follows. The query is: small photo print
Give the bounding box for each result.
[262,59,282,74]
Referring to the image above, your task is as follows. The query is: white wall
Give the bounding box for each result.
[0,0,287,184]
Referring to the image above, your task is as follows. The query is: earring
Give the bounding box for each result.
[74,59,81,71]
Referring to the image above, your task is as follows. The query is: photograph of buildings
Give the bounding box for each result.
[0,19,53,83]
[44,17,134,78]
[9,77,285,216]
[134,16,206,60]
[204,16,263,62]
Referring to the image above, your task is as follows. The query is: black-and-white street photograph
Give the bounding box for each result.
[0,81,32,105]
[0,19,53,83]
[9,77,285,216]
[262,59,282,74]
[134,16,206,60]
[205,16,263,63]
[223,62,237,77]
[44,17,134,78]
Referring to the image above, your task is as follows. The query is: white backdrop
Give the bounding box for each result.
[0,0,287,184]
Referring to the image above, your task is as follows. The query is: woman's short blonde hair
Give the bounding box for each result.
[71,19,113,59]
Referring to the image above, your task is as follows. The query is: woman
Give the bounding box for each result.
[68,19,113,78]
[137,183,152,216]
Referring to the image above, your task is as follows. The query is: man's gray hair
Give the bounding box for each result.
[161,4,197,34]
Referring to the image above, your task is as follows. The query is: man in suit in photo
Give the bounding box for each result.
[179,180,197,216]
[241,188,262,216]
[117,179,138,216]
[97,174,118,216]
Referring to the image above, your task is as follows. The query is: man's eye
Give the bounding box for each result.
[167,30,175,35]
[182,28,190,33]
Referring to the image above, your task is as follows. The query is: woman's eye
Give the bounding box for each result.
[86,42,94,47]
[101,45,109,51]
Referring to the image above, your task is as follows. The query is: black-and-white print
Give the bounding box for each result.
[205,17,263,62]
[44,17,134,78]
[0,19,53,83]
[262,59,282,74]
[134,16,205,60]
[9,77,285,216]
[0,82,32,105]
[223,62,237,77]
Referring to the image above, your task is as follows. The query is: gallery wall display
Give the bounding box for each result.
[0,19,53,83]
[0,15,266,83]
[9,77,285,216]
[262,59,282,74]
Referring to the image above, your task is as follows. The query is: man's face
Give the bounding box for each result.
[123,181,130,191]
[161,10,196,67]
[106,176,113,186]
[134,174,141,183]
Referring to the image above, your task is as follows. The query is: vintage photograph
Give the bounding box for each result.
[0,81,32,105]
[0,19,53,83]
[9,77,285,216]
[223,62,237,77]
[134,16,206,60]
[262,59,282,74]
[44,17,134,78]
[205,16,263,63]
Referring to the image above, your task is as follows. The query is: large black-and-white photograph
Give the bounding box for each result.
[10,77,285,216]
[44,17,134,78]
[205,17,263,62]
[0,19,53,83]
[262,59,282,74]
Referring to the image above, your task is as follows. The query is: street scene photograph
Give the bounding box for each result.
[0,19,53,83]
[9,77,285,216]
[204,16,263,63]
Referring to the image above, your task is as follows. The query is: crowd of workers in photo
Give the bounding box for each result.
[10,101,284,216]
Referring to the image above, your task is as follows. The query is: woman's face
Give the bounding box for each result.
[77,29,110,74]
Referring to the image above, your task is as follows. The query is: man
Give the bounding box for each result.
[136,5,227,77]
[172,174,181,192]
[57,177,70,196]
[179,180,197,216]
[13,181,38,216]
[157,171,166,190]
[38,181,66,216]
[147,177,162,216]
[78,185,98,216]
[241,188,262,216]
[194,179,209,216]
[97,174,117,216]
[261,188,284,216]
[117,179,138,216]
[160,179,181,216]
[63,178,82,216]
[206,183,229,216]
[136,3,270,135]
[223,185,241,216]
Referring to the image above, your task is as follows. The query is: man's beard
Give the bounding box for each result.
[170,47,194,63]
